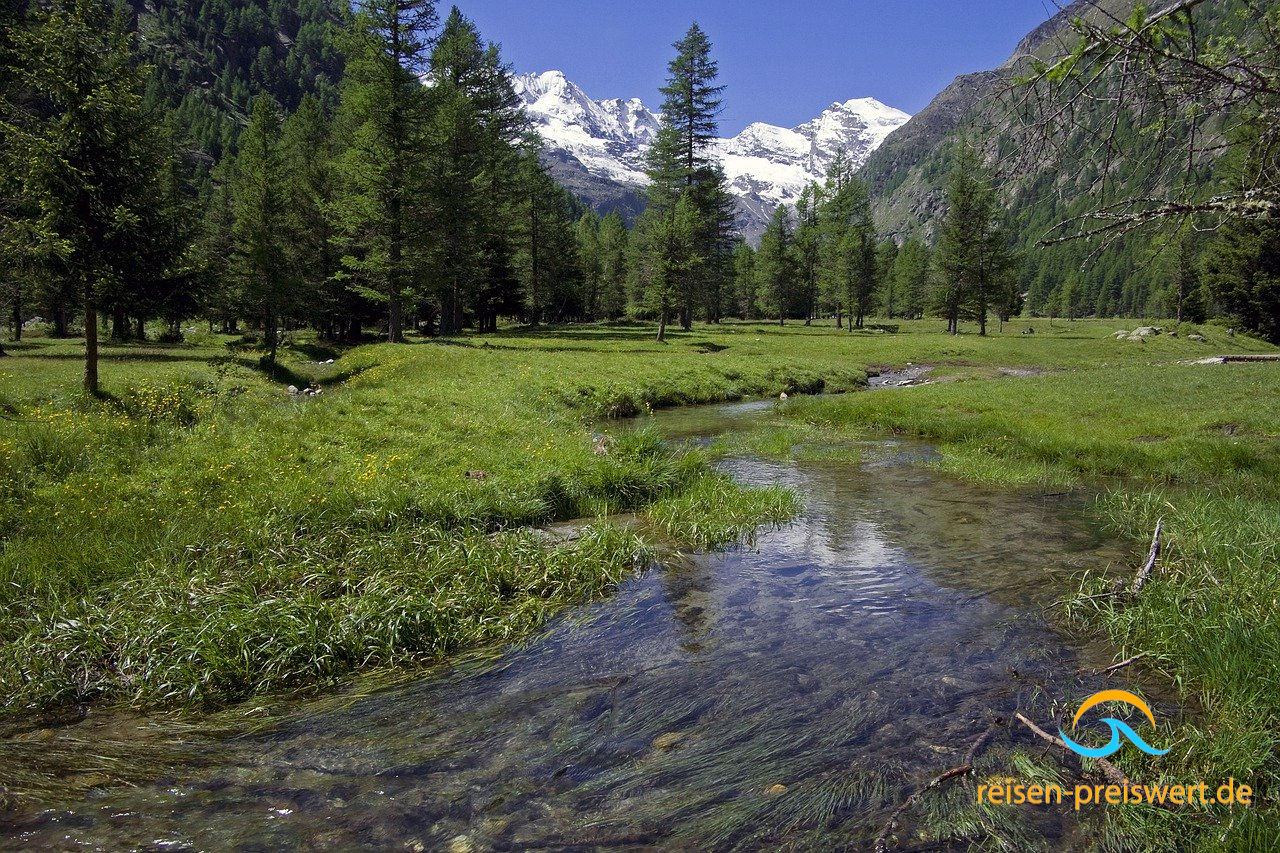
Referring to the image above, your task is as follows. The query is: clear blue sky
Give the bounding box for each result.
[454,1,1061,134]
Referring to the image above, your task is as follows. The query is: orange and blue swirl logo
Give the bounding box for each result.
[1058,689,1169,758]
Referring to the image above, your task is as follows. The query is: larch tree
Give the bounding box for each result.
[756,203,793,325]
[731,238,756,321]
[426,7,525,334]
[644,22,734,333]
[793,183,822,324]
[281,93,344,339]
[575,210,602,320]
[332,0,437,342]
[231,94,293,365]
[933,144,1010,336]
[596,212,629,321]
[4,0,185,393]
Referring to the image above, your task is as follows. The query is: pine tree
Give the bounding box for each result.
[816,151,875,330]
[894,239,931,320]
[597,212,629,321]
[5,0,188,393]
[281,93,342,336]
[425,7,525,333]
[575,211,602,320]
[643,22,734,333]
[875,239,899,318]
[793,183,822,324]
[933,144,1012,335]
[231,93,293,364]
[756,204,793,325]
[659,23,723,186]
[331,0,437,342]
[731,238,756,320]
[516,142,580,325]
[1200,218,1280,342]
[653,193,699,341]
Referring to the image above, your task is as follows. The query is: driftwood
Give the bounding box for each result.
[873,725,999,852]
[1014,712,1129,788]
[1095,652,1148,677]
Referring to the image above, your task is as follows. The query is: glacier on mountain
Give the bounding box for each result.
[512,70,910,238]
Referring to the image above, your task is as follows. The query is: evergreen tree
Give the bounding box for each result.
[875,239,898,318]
[281,93,344,336]
[793,184,821,324]
[516,142,580,325]
[653,193,699,341]
[756,203,793,325]
[894,239,931,320]
[642,22,733,333]
[230,93,293,364]
[332,0,437,342]
[659,23,723,185]
[1200,218,1280,342]
[596,211,629,320]
[5,0,188,393]
[816,151,875,329]
[731,238,756,320]
[575,211,601,320]
[425,7,525,333]
[933,145,1012,335]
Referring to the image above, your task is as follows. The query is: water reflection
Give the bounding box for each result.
[3,401,1144,850]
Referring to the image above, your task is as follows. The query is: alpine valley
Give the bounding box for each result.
[513,70,910,240]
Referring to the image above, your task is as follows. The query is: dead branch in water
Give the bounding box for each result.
[873,764,973,853]
[874,725,1001,852]
[1129,518,1163,596]
[1015,712,1129,788]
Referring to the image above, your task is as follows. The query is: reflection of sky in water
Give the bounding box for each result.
[4,402,1148,851]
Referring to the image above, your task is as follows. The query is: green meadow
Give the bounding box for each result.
[2,317,1277,844]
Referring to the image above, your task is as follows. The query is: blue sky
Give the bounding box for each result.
[454,1,1062,134]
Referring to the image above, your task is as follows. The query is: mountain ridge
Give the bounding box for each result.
[513,70,910,239]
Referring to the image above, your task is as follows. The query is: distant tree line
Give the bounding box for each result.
[2,0,1275,393]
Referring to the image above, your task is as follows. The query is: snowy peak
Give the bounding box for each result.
[514,70,911,237]
[513,71,660,186]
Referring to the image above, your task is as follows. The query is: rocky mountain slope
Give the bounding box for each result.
[514,70,910,239]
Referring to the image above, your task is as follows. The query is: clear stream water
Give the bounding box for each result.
[2,399,1164,850]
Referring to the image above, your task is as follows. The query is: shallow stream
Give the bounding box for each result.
[2,399,1163,850]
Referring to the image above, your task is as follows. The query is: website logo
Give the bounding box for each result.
[1058,689,1169,758]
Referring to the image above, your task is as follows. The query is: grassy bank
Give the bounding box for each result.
[2,319,936,717]
[1,317,1273,812]
[775,352,1280,847]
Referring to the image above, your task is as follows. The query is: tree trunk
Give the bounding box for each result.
[656,307,668,342]
[84,297,99,396]
[112,304,128,340]
[10,284,19,342]
[836,308,843,329]
[265,314,279,365]
[54,304,69,338]
[135,315,146,341]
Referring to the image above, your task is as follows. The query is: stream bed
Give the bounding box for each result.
[2,399,1163,850]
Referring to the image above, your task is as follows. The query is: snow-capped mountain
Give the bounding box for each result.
[513,70,911,239]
